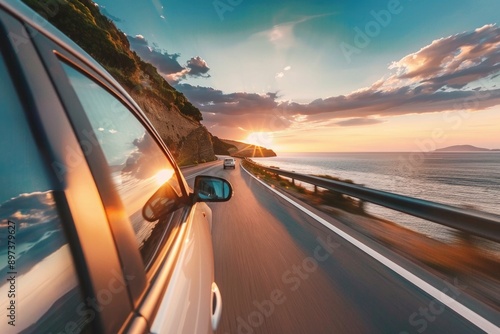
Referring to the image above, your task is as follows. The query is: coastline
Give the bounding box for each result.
[253,151,500,241]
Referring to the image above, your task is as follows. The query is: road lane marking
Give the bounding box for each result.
[241,164,499,332]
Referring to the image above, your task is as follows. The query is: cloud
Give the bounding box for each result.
[255,14,333,49]
[175,84,292,132]
[265,23,296,49]
[275,65,292,79]
[335,118,386,127]
[127,35,211,83]
[176,84,279,115]
[128,35,184,75]
[387,24,500,91]
[186,56,211,77]
[0,191,58,227]
[181,24,500,133]
[278,24,500,119]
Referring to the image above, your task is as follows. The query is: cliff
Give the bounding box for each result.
[212,136,238,156]
[220,139,277,157]
[22,0,214,165]
[130,92,215,164]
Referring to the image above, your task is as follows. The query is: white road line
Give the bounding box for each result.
[241,164,499,333]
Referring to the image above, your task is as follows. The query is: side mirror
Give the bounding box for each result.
[142,182,181,222]
[194,176,233,202]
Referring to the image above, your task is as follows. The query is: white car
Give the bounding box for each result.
[223,158,236,169]
[0,1,231,333]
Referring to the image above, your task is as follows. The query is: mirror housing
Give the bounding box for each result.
[142,182,181,222]
[194,175,233,202]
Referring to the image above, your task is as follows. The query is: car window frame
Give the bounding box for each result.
[0,19,91,334]
[57,60,193,271]
[29,31,148,301]
[26,22,201,320]
[0,10,132,333]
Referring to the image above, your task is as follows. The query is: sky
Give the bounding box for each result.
[96,0,500,152]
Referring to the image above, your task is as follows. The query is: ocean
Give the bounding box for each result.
[253,152,500,243]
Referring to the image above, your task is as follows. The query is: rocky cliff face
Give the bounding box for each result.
[212,136,238,155]
[177,127,216,165]
[130,92,215,164]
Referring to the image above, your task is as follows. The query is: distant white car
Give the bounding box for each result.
[223,157,236,169]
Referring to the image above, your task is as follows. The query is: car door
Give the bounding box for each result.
[0,7,132,334]
[28,26,219,333]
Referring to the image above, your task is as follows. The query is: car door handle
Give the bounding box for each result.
[211,282,222,331]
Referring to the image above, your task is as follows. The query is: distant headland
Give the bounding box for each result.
[212,137,277,157]
[435,145,500,152]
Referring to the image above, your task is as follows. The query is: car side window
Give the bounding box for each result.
[0,52,89,332]
[60,62,184,266]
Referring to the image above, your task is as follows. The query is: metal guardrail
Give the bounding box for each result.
[244,159,500,243]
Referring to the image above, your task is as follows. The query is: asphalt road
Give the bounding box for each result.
[184,158,496,334]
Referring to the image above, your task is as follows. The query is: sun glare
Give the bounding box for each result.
[154,169,175,186]
[245,132,274,147]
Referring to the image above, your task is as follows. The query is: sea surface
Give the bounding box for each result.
[254,152,500,243]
